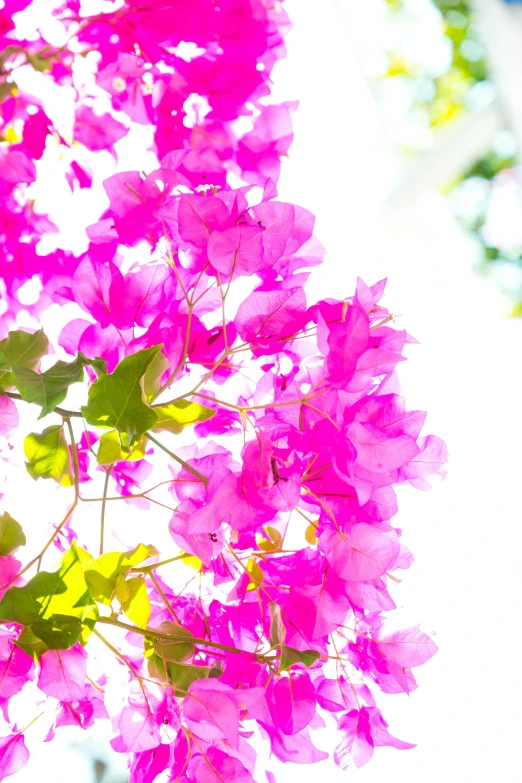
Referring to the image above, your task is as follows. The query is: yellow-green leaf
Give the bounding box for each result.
[97,429,147,466]
[84,544,158,605]
[0,542,98,649]
[0,512,26,556]
[121,576,150,628]
[151,400,215,435]
[258,525,283,553]
[143,351,169,399]
[24,425,73,486]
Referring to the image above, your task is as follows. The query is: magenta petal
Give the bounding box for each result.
[37,645,87,702]
[0,636,34,699]
[0,398,18,438]
[321,524,397,582]
[374,626,438,668]
[269,672,316,736]
[0,733,29,780]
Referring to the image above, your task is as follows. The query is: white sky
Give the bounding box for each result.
[4,1,522,781]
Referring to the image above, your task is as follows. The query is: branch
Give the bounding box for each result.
[146,432,208,487]
[0,391,83,418]
[96,616,242,654]
[99,467,112,555]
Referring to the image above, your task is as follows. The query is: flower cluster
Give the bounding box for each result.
[0,0,293,321]
[0,2,446,782]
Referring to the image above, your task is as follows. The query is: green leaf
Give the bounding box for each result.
[280,646,321,671]
[84,544,158,605]
[148,656,214,695]
[0,329,48,390]
[87,356,108,377]
[0,543,98,649]
[15,626,48,660]
[151,400,216,435]
[24,424,73,485]
[119,576,150,628]
[143,351,169,399]
[10,353,88,418]
[268,602,286,649]
[152,621,195,663]
[32,614,83,650]
[0,512,26,556]
[25,51,54,72]
[96,429,147,466]
[82,346,161,442]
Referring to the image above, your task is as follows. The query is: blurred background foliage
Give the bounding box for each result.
[378,0,522,314]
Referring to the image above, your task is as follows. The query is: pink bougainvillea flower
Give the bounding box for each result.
[0,635,34,699]
[0,733,29,780]
[74,106,129,152]
[37,645,87,702]
[0,398,18,438]
[0,2,445,780]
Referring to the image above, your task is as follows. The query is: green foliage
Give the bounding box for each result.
[268,601,286,649]
[143,351,170,399]
[0,543,98,653]
[15,625,49,659]
[24,424,73,485]
[151,400,216,434]
[83,544,158,605]
[0,512,26,556]
[382,0,487,135]
[280,646,321,671]
[148,656,216,695]
[0,329,48,390]
[96,429,147,465]
[152,621,196,663]
[31,615,83,650]
[115,575,150,628]
[8,353,89,418]
[82,346,161,442]
[382,0,522,312]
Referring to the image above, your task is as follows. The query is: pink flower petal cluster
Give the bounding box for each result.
[0,0,294,324]
[0,2,446,782]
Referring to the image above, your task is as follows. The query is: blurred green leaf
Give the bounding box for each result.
[0,329,48,390]
[0,512,26,556]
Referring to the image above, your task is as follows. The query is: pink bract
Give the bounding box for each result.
[0,1,446,781]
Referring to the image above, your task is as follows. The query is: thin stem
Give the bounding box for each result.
[99,467,112,555]
[216,271,229,352]
[303,402,341,430]
[132,554,185,573]
[18,711,45,736]
[93,628,141,678]
[146,432,208,487]
[96,616,242,654]
[152,303,193,399]
[0,391,82,418]
[80,478,199,503]
[64,417,80,500]
[149,570,181,622]
[6,421,80,587]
